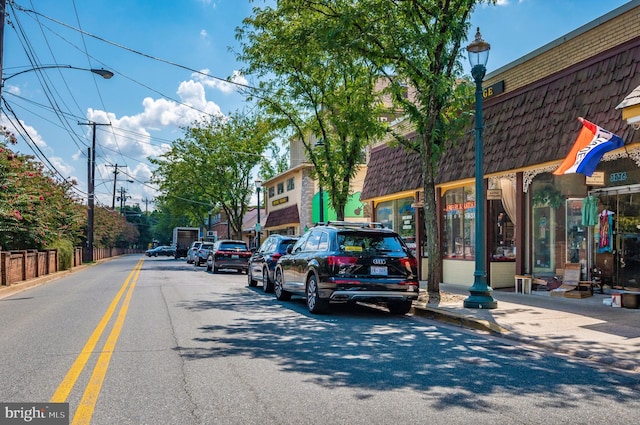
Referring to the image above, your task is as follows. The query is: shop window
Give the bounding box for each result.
[268,187,275,198]
[530,176,563,275]
[443,186,475,260]
[287,178,295,191]
[375,197,416,254]
[277,182,284,194]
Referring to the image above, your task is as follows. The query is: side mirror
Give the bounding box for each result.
[286,244,294,254]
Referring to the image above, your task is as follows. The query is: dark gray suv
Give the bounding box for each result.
[273,222,419,314]
[248,235,299,293]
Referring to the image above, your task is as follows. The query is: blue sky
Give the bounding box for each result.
[0,0,634,211]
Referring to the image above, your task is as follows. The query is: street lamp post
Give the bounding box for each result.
[2,64,114,263]
[464,28,497,309]
[1,65,113,95]
[255,179,262,249]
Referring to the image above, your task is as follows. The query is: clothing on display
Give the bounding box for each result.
[581,195,599,226]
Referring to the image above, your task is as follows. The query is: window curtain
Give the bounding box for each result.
[500,178,517,226]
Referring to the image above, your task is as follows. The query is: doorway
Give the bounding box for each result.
[590,186,640,290]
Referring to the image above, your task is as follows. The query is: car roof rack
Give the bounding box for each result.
[314,221,386,229]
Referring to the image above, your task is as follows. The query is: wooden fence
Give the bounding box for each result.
[1,247,143,287]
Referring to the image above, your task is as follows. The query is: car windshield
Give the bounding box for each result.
[219,242,247,251]
[201,244,214,250]
[337,232,405,253]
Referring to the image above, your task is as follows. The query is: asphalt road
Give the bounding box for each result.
[1,255,639,424]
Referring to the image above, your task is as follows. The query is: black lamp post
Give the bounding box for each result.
[464,28,497,309]
[255,179,262,248]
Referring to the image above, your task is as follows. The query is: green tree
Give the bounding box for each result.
[236,2,388,220]
[283,0,488,296]
[151,112,273,239]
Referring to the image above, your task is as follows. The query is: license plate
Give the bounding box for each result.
[371,266,387,276]
[232,255,239,259]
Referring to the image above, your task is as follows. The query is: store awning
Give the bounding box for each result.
[265,204,299,228]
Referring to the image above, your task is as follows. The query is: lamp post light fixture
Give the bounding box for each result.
[255,179,263,249]
[464,28,497,309]
[1,65,113,94]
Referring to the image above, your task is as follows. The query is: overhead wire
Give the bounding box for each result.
[5,1,279,210]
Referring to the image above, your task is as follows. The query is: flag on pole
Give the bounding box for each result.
[553,117,624,176]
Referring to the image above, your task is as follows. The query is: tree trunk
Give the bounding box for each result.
[422,144,442,302]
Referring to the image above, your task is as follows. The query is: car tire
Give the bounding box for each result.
[263,268,274,293]
[212,260,218,273]
[387,300,412,315]
[194,257,200,267]
[248,268,257,287]
[274,269,291,301]
[306,274,329,314]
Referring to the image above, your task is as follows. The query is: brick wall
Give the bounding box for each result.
[485,6,640,93]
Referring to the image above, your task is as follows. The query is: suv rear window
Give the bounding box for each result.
[219,242,248,251]
[337,232,405,253]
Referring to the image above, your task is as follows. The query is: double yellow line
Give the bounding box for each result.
[50,258,144,425]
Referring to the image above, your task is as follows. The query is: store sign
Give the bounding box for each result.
[586,172,605,186]
[486,189,502,200]
[272,196,288,206]
[445,201,475,212]
[483,80,505,100]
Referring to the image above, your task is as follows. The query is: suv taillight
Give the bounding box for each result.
[271,252,282,262]
[327,256,358,266]
[400,257,417,268]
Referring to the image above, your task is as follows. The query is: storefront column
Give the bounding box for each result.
[515,172,526,275]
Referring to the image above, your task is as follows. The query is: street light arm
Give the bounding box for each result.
[2,65,114,86]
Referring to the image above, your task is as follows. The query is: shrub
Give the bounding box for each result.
[49,239,74,270]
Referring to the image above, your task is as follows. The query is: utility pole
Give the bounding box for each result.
[79,121,110,262]
[118,186,131,216]
[0,0,6,98]
[141,197,153,215]
[107,164,126,209]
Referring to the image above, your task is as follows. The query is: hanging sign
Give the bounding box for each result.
[586,172,605,186]
[486,189,502,200]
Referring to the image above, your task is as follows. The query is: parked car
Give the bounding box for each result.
[248,235,299,293]
[145,245,175,257]
[186,241,203,264]
[206,240,252,273]
[194,242,215,267]
[273,222,419,314]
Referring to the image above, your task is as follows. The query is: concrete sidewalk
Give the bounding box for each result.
[413,283,640,373]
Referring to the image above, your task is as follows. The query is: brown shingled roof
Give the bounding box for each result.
[437,38,640,184]
[361,142,423,200]
[265,204,300,228]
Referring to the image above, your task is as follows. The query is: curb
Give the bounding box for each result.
[411,305,510,335]
[411,304,639,373]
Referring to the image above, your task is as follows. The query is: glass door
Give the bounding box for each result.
[533,205,555,274]
[615,193,640,290]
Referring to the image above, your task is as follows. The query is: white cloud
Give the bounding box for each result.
[200,29,208,38]
[190,68,248,94]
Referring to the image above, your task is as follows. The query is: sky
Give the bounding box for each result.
[0,0,635,213]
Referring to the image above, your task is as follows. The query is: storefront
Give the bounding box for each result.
[533,157,640,290]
